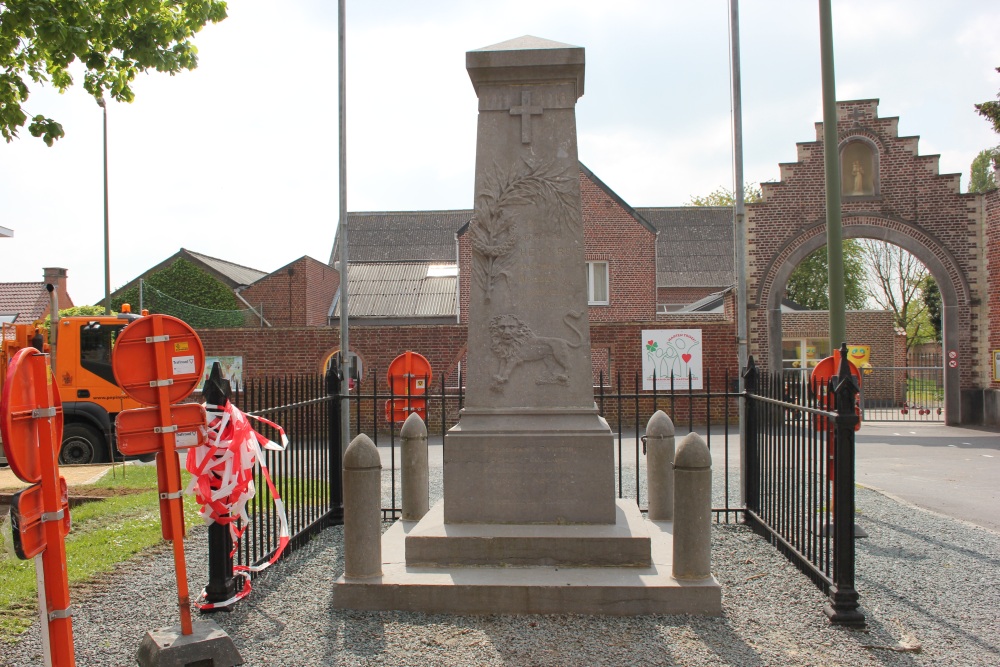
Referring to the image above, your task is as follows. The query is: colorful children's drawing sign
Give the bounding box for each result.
[642,329,703,390]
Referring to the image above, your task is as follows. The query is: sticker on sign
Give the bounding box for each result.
[172,355,196,376]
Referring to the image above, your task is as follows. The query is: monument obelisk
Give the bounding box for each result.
[332,37,721,615]
[444,36,615,525]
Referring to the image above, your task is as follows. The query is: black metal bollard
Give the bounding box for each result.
[327,364,345,523]
[201,362,237,611]
[823,343,866,627]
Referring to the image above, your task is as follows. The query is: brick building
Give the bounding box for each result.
[0,267,74,324]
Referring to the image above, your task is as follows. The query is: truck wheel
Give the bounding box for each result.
[60,424,107,465]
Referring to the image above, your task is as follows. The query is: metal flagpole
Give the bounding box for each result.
[338,0,350,455]
[819,0,847,350]
[729,0,749,504]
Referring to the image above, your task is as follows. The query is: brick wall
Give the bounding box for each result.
[240,256,338,327]
[747,100,985,398]
[197,314,741,429]
[986,188,1000,390]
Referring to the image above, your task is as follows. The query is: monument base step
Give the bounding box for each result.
[406,500,651,566]
[331,500,721,616]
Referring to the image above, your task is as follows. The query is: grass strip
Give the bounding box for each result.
[0,468,199,642]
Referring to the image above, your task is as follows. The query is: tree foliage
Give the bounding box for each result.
[1,1,228,145]
[41,304,111,324]
[975,66,1000,135]
[920,274,942,343]
[688,184,762,207]
[858,239,935,351]
[785,241,868,311]
[969,148,998,192]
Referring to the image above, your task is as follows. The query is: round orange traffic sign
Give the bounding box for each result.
[387,351,432,396]
[0,347,63,484]
[112,314,205,406]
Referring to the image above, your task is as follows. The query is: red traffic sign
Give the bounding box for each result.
[116,403,209,456]
[386,351,432,396]
[0,347,63,484]
[112,315,205,406]
[10,478,70,560]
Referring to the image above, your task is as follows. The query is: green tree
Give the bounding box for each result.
[1,1,228,145]
[688,184,762,207]
[858,239,935,351]
[969,149,998,192]
[42,305,112,325]
[784,242,868,310]
[920,274,942,343]
[975,66,1000,135]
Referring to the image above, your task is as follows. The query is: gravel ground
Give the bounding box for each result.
[3,479,999,666]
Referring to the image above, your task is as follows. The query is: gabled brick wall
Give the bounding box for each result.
[240,256,338,327]
[747,100,985,402]
[580,172,656,322]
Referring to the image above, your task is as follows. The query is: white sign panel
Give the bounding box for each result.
[642,329,704,390]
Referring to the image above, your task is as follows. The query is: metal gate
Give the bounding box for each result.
[860,365,944,422]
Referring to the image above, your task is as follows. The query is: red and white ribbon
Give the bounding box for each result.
[185,400,290,610]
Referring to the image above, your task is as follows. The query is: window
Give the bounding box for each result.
[782,337,831,379]
[586,261,609,305]
[80,322,124,385]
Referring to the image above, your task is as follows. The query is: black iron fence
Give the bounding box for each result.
[743,349,864,625]
[203,356,862,624]
[860,365,944,422]
[227,373,343,576]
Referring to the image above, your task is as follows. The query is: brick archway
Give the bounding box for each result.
[745,100,987,425]
[754,216,971,423]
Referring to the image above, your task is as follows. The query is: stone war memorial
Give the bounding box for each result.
[332,36,721,616]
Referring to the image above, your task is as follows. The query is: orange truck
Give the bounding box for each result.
[0,308,146,465]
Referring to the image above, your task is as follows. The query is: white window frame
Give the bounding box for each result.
[587,261,609,306]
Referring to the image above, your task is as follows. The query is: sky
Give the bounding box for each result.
[2,1,999,307]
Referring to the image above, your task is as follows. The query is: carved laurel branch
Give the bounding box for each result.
[470,158,577,301]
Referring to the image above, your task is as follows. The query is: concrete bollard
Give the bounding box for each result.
[672,431,713,581]
[400,412,429,521]
[343,433,383,579]
[645,410,675,521]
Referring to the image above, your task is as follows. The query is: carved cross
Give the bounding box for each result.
[510,90,543,144]
[849,107,865,124]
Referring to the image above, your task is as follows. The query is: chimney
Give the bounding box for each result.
[42,267,74,316]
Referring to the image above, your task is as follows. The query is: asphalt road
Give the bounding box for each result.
[854,421,1000,532]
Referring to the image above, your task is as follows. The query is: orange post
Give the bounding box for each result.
[111,315,206,638]
[32,353,76,665]
[151,315,193,636]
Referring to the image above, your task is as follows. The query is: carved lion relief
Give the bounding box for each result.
[488,311,584,392]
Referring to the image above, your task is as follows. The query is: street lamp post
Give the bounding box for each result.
[97,97,111,315]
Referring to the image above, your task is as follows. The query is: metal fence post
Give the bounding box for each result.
[327,365,345,524]
[202,363,236,610]
[824,343,865,626]
[741,356,759,516]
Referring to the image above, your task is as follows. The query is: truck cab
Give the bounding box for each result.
[0,308,145,466]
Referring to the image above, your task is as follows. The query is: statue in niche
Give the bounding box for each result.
[841,140,875,197]
[852,160,865,194]
[488,311,584,391]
